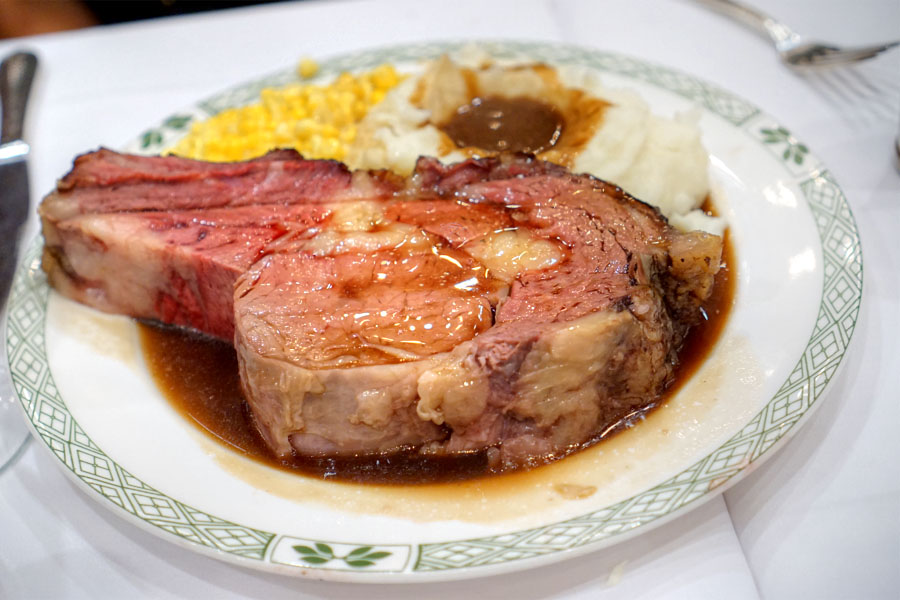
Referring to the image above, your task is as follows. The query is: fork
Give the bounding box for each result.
[696,0,900,67]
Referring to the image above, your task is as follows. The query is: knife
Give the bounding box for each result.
[0,52,37,312]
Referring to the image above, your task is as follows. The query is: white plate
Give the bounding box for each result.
[5,41,862,582]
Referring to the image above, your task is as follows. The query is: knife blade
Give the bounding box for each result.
[0,52,37,312]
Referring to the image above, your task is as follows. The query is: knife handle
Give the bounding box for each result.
[0,52,37,144]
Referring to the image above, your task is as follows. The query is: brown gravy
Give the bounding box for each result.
[418,62,610,168]
[140,229,734,486]
[441,96,565,154]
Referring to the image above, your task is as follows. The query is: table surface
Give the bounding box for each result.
[1,0,898,598]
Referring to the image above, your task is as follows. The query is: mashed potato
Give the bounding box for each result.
[347,50,723,234]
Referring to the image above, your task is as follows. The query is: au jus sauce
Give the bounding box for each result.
[139,233,735,485]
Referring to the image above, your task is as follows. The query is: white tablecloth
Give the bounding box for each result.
[1,1,897,597]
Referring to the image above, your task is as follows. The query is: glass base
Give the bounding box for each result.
[0,393,29,474]
[1,305,30,473]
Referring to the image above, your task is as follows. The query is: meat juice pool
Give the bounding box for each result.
[138,231,734,486]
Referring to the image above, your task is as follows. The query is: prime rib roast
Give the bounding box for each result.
[40,148,723,471]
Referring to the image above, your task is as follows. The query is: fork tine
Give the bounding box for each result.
[833,41,900,59]
[797,41,900,66]
[850,41,900,57]
[816,50,882,65]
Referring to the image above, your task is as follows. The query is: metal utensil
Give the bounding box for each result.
[0,51,37,472]
[0,51,37,311]
[696,0,900,67]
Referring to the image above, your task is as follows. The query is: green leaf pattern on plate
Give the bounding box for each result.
[292,543,392,568]
[140,130,163,149]
[761,126,810,165]
[163,114,193,129]
[139,113,194,150]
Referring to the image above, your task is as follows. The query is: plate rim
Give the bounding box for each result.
[5,39,863,582]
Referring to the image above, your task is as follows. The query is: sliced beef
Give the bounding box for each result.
[41,150,722,472]
[39,149,398,339]
[233,154,722,466]
[42,148,394,218]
